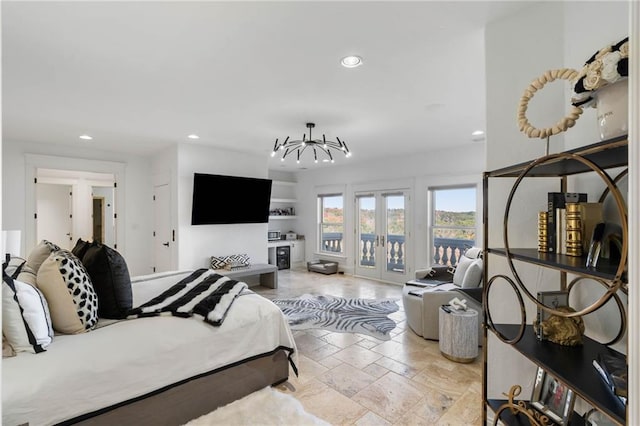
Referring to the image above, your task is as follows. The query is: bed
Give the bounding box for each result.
[2,270,297,426]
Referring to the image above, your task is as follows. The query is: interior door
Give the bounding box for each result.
[36,183,73,249]
[355,190,410,283]
[153,183,172,272]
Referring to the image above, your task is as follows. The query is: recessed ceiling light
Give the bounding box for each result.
[79,134,93,140]
[188,134,200,139]
[341,55,363,68]
[471,130,484,136]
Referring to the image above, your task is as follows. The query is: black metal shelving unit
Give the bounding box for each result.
[482,136,628,426]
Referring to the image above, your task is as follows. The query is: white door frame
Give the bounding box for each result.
[353,188,411,284]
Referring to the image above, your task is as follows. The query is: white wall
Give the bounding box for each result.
[294,142,485,278]
[175,143,270,270]
[484,0,629,403]
[2,140,153,275]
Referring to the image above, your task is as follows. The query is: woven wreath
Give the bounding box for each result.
[517,68,583,139]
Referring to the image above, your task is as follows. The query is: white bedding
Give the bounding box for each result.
[2,271,297,426]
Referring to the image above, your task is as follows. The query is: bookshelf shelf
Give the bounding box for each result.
[482,135,628,426]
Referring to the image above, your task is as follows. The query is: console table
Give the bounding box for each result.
[214,263,278,289]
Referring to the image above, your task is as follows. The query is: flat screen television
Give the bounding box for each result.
[191,173,272,225]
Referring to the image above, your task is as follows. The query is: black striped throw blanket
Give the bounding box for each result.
[128,269,247,326]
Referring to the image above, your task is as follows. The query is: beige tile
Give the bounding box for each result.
[356,338,380,349]
[333,345,384,369]
[374,356,420,379]
[292,354,329,386]
[295,333,329,355]
[321,332,364,348]
[362,363,389,379]
[317,355,344,369]
[295,379,369,425]
[304,342,343,362]
[352,373,425,423]
[354,411,392,426]
[411,360,480,397]
[318,363,377,398]
[410,390,458,423]
[305,328,332,337]
[436,389,483,425]
[394,410,434,426]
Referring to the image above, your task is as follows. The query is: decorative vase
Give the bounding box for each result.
[595,79,628,140]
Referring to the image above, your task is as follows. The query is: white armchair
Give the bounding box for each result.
[402,247,483,341]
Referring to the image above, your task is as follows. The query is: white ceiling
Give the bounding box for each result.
[2,1,536,170]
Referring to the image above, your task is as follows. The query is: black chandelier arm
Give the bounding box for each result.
[271,123,351,163]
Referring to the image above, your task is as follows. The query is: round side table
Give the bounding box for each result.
[438,306,478,363]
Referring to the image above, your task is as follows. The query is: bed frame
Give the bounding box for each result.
[64,348,290,426]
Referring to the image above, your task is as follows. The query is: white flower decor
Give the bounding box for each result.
[572,37,629,108]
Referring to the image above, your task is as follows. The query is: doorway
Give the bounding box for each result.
[153,183,172,273]
[354,190,410,283]
[92,197,105,244]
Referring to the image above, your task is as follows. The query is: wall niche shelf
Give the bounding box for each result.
[269,180,297,223]
[482,135,628,426]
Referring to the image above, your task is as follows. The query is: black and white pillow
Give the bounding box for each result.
[2,274,54,353]
[37,250,98,334]
[210,254,250,269]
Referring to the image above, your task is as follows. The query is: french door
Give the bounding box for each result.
[354,190,410,284]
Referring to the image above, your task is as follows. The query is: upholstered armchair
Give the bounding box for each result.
[402,247,483,341]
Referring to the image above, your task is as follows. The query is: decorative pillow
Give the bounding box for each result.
[2,274,54,353]
[81,242,132,319]
[460,258,483,288]
[452,255,474,287]
[26,240,61,273]
[210,254,250,270]
[71,238,92,261]
[36,250,98,334]
[16,263,37,286]
[3,257,26,279]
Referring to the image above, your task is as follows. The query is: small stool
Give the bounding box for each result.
[438,306,478,363]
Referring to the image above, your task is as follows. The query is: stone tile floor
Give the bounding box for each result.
[252,268,483,425]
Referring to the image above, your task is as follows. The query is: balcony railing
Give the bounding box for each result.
[322,233,474,269]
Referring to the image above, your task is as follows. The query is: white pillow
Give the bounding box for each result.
[460,258,483,288]
[2,276,54,353]
[452,255,474,286]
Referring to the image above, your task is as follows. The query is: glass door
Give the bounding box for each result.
[355,190,410,283]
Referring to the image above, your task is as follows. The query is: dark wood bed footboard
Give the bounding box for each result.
[63,348,291,426]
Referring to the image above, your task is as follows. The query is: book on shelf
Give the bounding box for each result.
[547,192,587,253]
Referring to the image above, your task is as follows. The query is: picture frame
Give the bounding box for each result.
[536,290,569,340]
[530,367,575,425]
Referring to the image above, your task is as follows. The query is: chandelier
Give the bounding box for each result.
[270,123,352,164]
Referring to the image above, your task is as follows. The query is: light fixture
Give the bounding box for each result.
[188,134,200,139]
[79,134,93,140]
[341,55,363,68]
[271,123,352,164]
[471,130,485,136]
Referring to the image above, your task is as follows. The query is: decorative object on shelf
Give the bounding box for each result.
[537,211,549,253]
[530,367,576,426]
[534,305,584,346]
[593,353,628,407]
[270,123,352,164]
[547,192,587,254]
[534,290,568,340]
[447,297,468,311]
[579,202,604,252]
[517,68,583,142]
[565,202,582,257]
[494,385,551,426]
[571,37,629,140]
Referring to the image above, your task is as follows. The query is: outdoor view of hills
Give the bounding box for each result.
[323,208,476,240]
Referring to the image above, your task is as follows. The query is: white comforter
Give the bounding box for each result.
[2,271,297,426]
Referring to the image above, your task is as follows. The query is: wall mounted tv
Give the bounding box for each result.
[191,173,272,225]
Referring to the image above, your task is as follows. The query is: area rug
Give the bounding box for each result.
[183,387,329,426]
[273,293,399,341]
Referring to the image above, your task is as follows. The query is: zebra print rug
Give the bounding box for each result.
[272,294,399,341]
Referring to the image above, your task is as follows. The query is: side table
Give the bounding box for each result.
[438,306,478,363]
